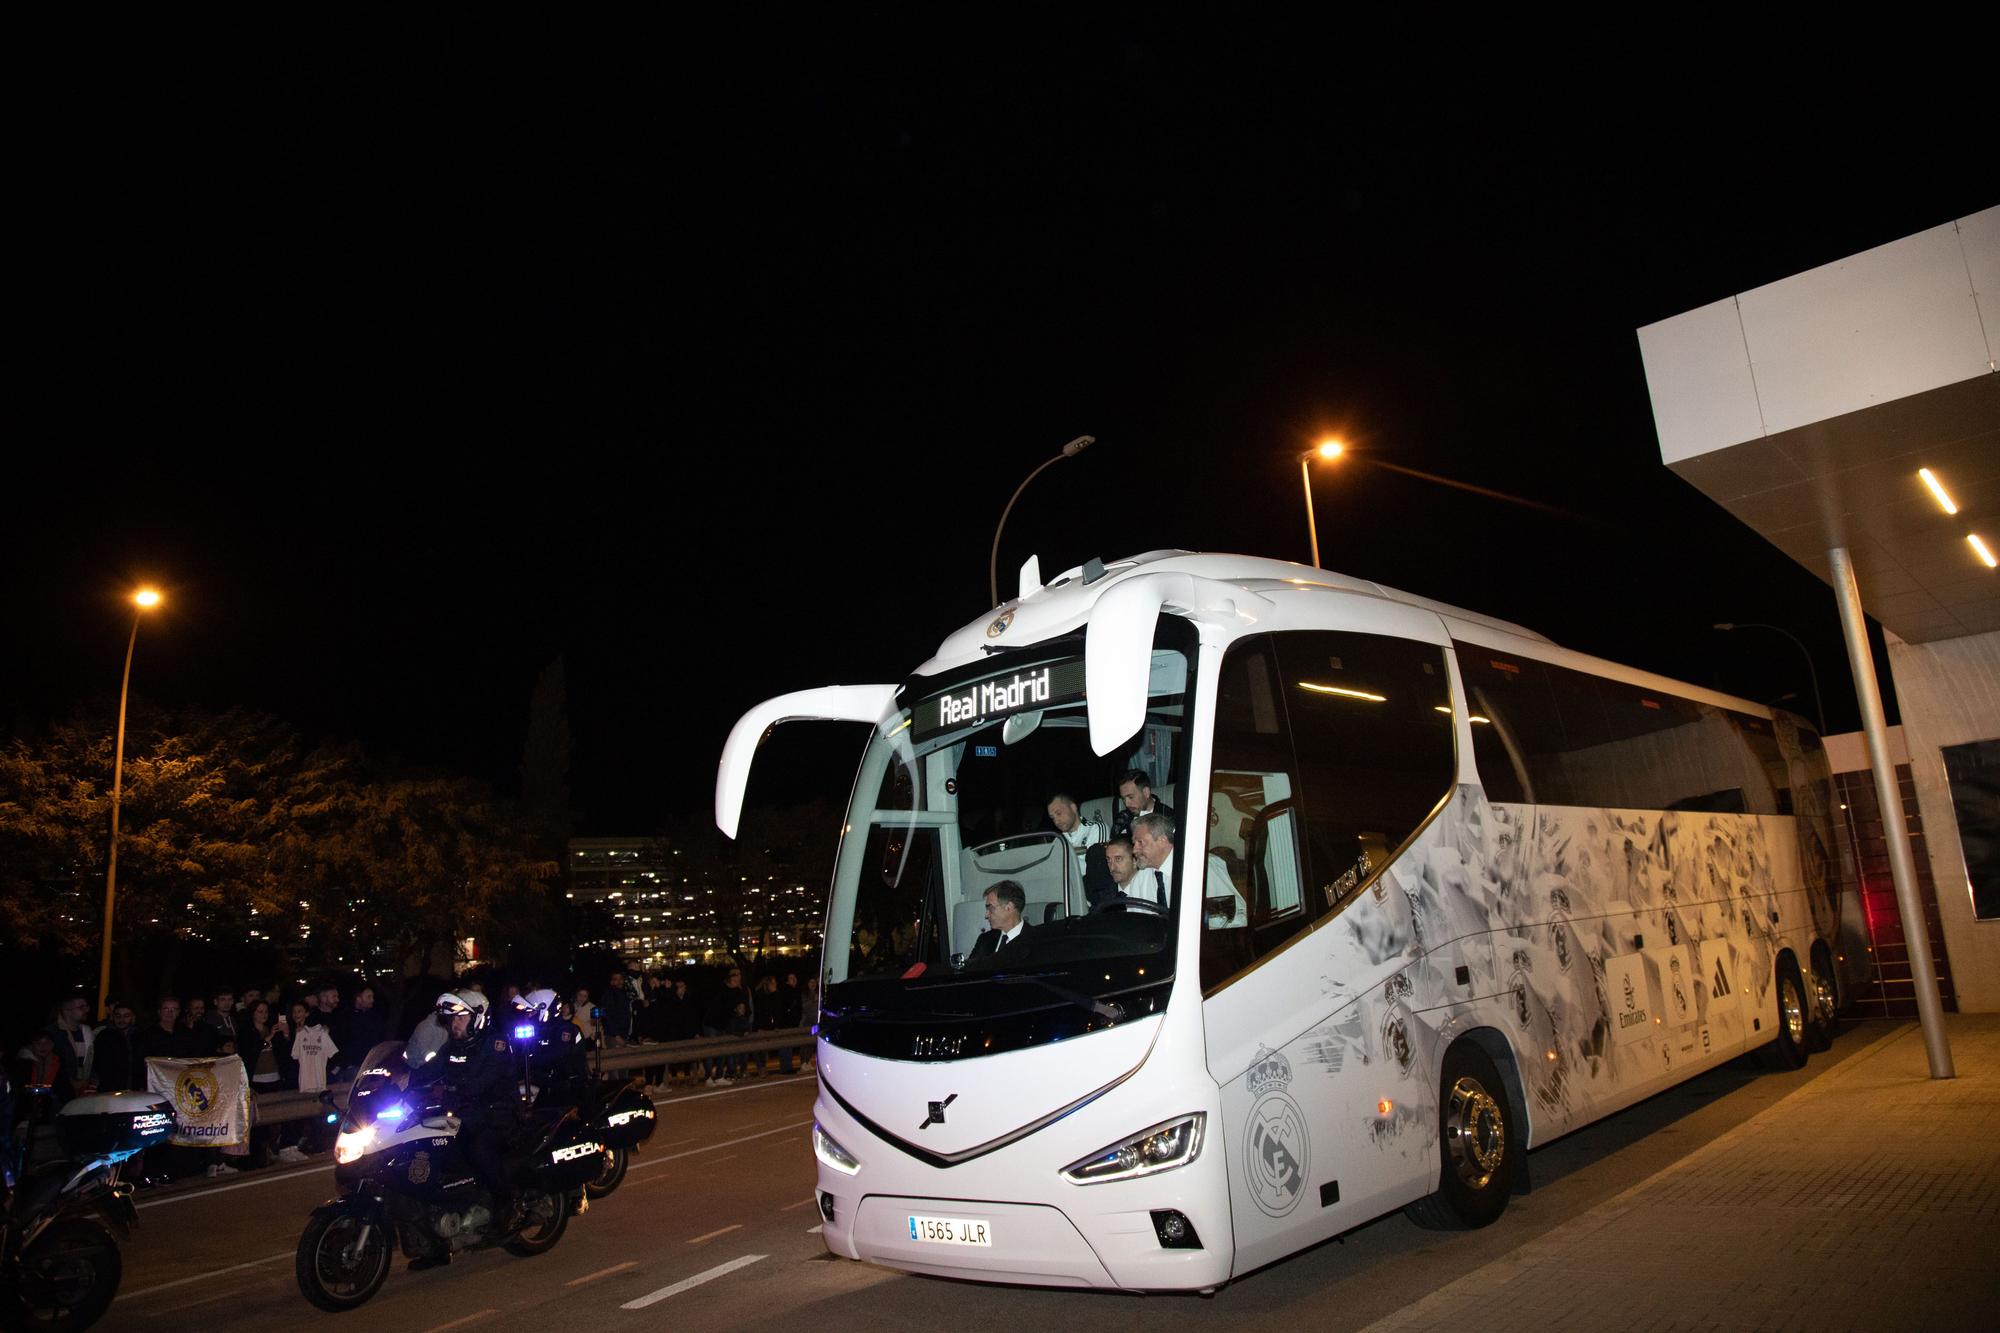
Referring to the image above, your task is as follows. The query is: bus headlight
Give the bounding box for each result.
[333,1123,377,1165]
[812,1123,861,1176]
[1062,1114,1205,1185]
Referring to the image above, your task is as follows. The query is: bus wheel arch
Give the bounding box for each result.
[1405,1034,1523,1230]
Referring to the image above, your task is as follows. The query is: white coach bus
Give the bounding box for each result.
[715,550,1839,1291]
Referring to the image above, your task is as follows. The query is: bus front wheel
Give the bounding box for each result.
[1405,1042,1513,1230]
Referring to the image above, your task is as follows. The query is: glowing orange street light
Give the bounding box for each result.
[1300,440,1346,568]
[98,587,165,1018]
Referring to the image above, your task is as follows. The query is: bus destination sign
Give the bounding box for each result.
[912,660,1087,740]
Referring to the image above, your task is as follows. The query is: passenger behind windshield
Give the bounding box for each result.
[965,880,1034,967]
[1131,811,1245,925]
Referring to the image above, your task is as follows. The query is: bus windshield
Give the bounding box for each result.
[819,620,1196,1059]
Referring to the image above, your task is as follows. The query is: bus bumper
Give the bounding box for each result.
[820,1177,1233,1291]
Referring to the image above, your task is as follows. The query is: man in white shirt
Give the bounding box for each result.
[1103,835,1142,895]
[1047,792,1103,859]
[1130,812,1246,924]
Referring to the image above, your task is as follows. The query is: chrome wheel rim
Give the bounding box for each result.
[1782,975,1806,1046]
[594,1149,621,1189]
[1445,1076,1505,1188]
[1810,960,1836,1026]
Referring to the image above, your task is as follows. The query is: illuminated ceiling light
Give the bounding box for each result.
[1970,534,1998,570]
[1468,715,1491,725]
[1298,682,1386,702]
[1918,468,1959,514]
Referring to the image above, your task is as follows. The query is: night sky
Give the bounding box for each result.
[7,17,1992,833]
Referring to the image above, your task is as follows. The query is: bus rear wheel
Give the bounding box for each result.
[1759,958,1809,1070]
[1405,1042,1513,1230]
[1807,943,1840,1051]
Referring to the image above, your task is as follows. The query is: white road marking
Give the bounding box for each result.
[781,1195,818,1211]
[649,1074,815,1106]
[153,1286,244,1315]
[135,1162,334,1209]
[807,1223,824,1235]
[118,1249,294,1301]
[621,1254,767,1309]
[624,1119,812,1175]
[687,1223,744,1245]
[566,1260,639,1287]
[421,1310,498,1333]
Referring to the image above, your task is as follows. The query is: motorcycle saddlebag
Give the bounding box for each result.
[527,1114,609,1193]
[597,1080,658,1150]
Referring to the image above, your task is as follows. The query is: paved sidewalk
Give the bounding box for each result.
[1361,1016,2000,1333]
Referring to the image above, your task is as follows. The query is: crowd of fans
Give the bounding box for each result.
[6,960,820,1182]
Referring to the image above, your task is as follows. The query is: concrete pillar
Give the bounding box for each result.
[1828,546,1954,1078]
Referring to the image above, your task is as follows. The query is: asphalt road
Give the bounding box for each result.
[100,1029,1881,1332]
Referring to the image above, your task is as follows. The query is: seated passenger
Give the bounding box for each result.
[967,880,1034,965]
[1047,792,1104,859]
[1111,769,1177,842]
[1130,811,1246,925]
[1103,835,1142,897]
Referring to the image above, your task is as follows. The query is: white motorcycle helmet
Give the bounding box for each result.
[435,989,491,1034]
[522,988,560,1023]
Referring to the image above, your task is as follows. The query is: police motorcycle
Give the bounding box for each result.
[2,1090,174,1331]
[294,992,605,1312]
[505,990,656,1200]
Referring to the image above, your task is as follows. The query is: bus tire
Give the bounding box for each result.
[1759,958,1809,1070]
[1807,942,1840,1051]
[1404,1042,1513,1231]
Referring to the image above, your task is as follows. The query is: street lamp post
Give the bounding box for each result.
[990,435,1094,607]
[1713,622,1827,735]
[1299,440,1344,568]
[97,587,162,1019]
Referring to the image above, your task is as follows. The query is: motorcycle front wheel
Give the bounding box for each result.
[7,1218,122,1331]
[584,1145,629,1199]
[295,1205,392,1312]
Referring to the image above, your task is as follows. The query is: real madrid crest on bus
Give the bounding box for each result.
[1243,1051,1309,1218]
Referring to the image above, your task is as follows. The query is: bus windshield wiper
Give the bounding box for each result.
[993,974,1125,1023]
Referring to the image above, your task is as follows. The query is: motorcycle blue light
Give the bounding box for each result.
[377,1103,408,1123]
[514,1024,536,1040]
[325,1112,338,1124]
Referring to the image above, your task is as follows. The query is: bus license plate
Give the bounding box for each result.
[909,1214,992,1247]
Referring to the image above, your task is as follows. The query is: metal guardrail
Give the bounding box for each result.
[246,1027,816,1125]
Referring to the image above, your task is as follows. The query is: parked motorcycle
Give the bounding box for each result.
[295,1041,604,1312]
[1,1091,174,1331]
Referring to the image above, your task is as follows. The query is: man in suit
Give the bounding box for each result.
[967,880,1033,965]
[1110,769,1177,842]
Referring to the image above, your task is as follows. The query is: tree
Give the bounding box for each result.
[0,706,302,985]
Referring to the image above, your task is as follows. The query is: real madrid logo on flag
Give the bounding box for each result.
[146,1056,252,1148]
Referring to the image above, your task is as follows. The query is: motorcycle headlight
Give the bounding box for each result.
[812,1123,861,1176]
[1061,1114,1205,1185]
[334,1123,377,1165]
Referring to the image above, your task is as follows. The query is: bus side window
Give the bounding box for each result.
[1201,636,1314,991]
[1277,631,1456,912]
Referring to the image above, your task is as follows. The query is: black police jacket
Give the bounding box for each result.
[411,1028,518,1130]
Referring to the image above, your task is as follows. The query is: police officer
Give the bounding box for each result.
[408,991,525,1240]
[513,988,589,1106]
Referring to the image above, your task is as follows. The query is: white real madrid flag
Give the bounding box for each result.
[146,1057,253,1148]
